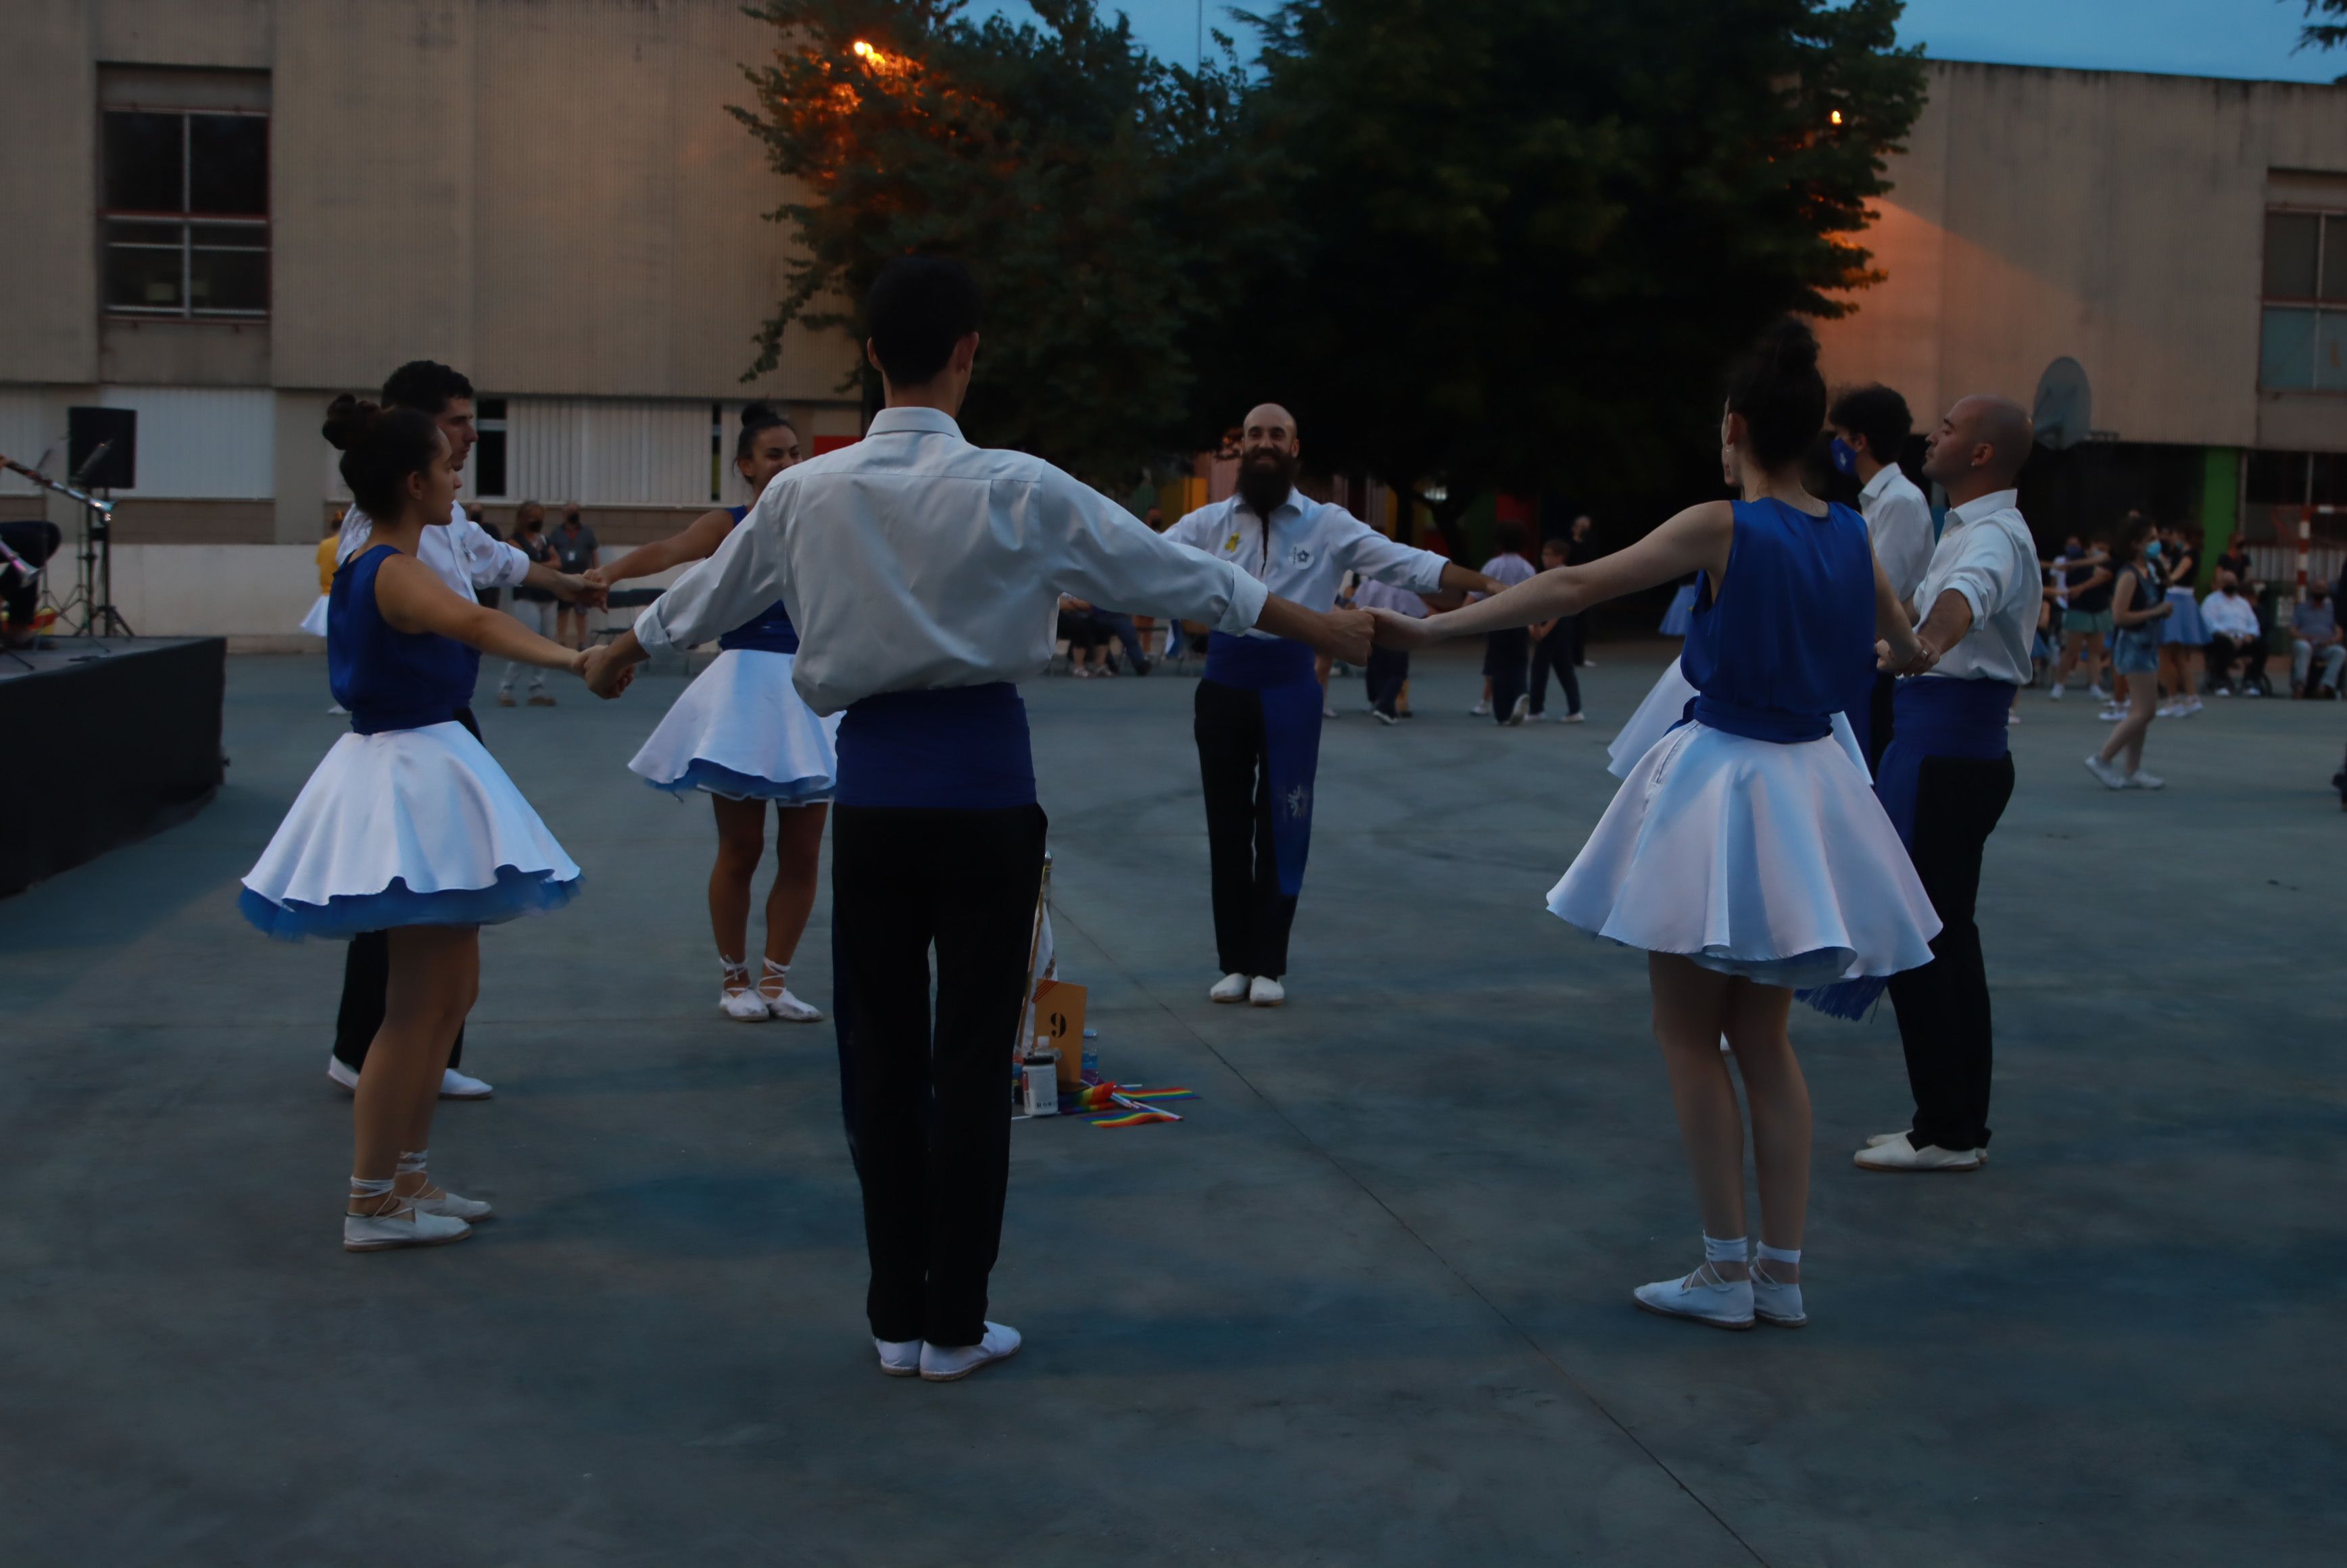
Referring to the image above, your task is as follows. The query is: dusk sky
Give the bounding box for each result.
[973,1,2344,84]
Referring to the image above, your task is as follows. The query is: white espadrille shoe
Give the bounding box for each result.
[719,959,770,1021]
[758,960,824,1023]
[875,1338,923,1377]
[343,1196,471,1253]
[1209,972,1251,1003]
[1632,1263,1755,1329]
[919,1321,1022,1383]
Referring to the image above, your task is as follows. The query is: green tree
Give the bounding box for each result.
[2300,1,2347,57]
[1220,0,1927,548]
[733,0,1265,487]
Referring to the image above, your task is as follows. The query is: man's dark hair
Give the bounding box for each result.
[1541,535,1568,558]
[1827,383,1911,463]
[381,360,475,416]
[1495,519,1530,556]
[864,256,982,386]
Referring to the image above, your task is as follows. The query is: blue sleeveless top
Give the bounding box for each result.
[715,506,800,654]
[1680,498,1875,744]
[329,544,479,735]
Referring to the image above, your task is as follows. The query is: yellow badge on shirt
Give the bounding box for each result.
[1225,533,1242,553]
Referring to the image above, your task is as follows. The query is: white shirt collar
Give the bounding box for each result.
[1860,464,1901,501]
[865,406,964,439]
[1945,487,2018,530]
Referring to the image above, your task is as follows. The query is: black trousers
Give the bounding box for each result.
[332,706,481,1073]
[1569,614,1588,667]
[1195,678,1300,977]
[1486,629,1530,721]
[1885,752,2015,1152]
[1863,671,1897,776]
[2206,632,2267,689]
[1364,645,1409,716]
[830,802,1047,1348]
[1528,627,1580,715]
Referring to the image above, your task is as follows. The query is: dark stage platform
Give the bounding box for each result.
[0,637,224,898]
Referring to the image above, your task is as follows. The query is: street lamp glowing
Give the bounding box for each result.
[853,39,873,57]
[1829,109,1843,126]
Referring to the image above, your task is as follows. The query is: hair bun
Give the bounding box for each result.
[1756,317,1820,377]
[741,401,776,422]
[322,393,383,451]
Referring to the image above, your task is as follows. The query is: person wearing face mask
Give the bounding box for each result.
[1828,385,1933,770]
[1161,403,1499,1006]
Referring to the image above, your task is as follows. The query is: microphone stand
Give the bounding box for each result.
[0,447,135,639]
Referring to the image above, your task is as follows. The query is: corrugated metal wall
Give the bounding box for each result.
[99,387,274,497]
[510,398,713,506]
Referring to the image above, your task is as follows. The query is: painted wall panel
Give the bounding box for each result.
[99,387,276,497]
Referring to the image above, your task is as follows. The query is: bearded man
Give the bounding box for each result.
[1162,403,1497,1006]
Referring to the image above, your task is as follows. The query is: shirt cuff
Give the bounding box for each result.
[1940,575,1991,631]
[1409,552,1451,593]
[1214,570,1271,635]
[634,595,678,652]
[483,541,531,589]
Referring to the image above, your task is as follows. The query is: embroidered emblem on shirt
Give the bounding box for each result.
[1286,784,1311,820]
[1290,545,1313,567]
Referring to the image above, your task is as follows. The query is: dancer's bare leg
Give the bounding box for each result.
[1647,954,1750,1275]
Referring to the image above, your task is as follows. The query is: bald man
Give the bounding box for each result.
[1843,395,2043,1173]
[1163,405,1497,1004]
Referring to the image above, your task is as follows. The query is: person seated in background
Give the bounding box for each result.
[2291,579,2345,698]
[2200,571,2267,695]
[1057,594,1114,676]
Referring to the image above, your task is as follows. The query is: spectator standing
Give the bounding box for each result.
[2085,515,2173,789]
[1478,520,1540,725]
[2155,525,2207,716]
[1352,577,1427,722]
[2049,535,2113,700]
[2292,579,2345,697]
[498,501,560,706]
[1829,384,1933,769]
[552,505,599,650]
[2201,572,2267,695]
[1526,535,1584,723]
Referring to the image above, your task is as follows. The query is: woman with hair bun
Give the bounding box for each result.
[587,403,836,1023]
[241,395,609,1253]
[1367,319,1940,1331]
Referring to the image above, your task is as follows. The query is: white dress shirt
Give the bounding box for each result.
[1862,464,1935,606]
[1163,489,1448,639]
[635,407,1269,715]
[1474,552,1537,597]
[2200,588,2260,640]
[339,501,531,600]
[1910,488,2041,685]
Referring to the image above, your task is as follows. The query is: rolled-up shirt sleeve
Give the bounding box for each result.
[637,487,791,652]
[1336,517,1448,593]
[1044,474,1266,635]
[1935,524,2023,627]
[447,514,531,589]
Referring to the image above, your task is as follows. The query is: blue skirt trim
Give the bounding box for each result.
[648,758,834,803]
[239,866,581,942]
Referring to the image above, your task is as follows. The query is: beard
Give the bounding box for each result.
[1236,448,1298,518]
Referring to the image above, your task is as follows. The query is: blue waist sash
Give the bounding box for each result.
[1688,693,1834,745]
[833,683,1034,809]
[350,704,462,736]
[719,599,800,655]
[1203,632,1323,897]
[1803,677,2014,1021]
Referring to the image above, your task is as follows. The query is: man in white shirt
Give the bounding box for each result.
[585,259,1370,1381]
[1829,384,1934,770]
[1161,406,1497,1005]
[1850,394,2042,1175]
[2199,572,2267,694]
[324,360,596,1105]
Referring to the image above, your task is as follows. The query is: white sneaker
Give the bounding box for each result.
[1751,1267,1808,1328]
[1249,975,1286,1006]
[2097,705,2126,721]
[1469,701,1491,716]
[2155,702,2179,718]
[2181,697,2204,716]
[760,986,824,1022]
[326,1054,360,1093]
[1209,972,1251,1004]
[409,1185,495,1222]
[2124,769,2165,790]
[1853,1133,1984,1172]
[1504,694,1530,726]
[1632,1264,1755,1329]
[875,1337,923,1377]
[1322,704,1339,719]
[439,1067,494,1100]
[919,1321,1021,1382]
[1864,1130,1989,1167]
[1372,709,1397,726]
[2089,685,2109,702]
[1561,711,1586,724]
[2083,754,2130,790]
[2048,683,2064,701]
[343,1199,472,1252]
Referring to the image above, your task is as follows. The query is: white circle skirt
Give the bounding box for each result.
[1609,659,1867,782]
[240,720,581,941]
[1550,720,1939,989]
[297,594,330,637]
[627,647,840,803]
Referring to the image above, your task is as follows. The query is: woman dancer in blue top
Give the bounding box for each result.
[591,404,837,1022]
[1369,322,1939,1331]
[242,397,604,1252]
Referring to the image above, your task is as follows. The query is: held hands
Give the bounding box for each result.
[557,573,608,609]
[579,643,635,700]
[1877,635,1938,678]
[1370,608,1434,651]
[1318,607,1374,664]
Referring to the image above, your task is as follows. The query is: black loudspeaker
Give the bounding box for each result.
[67,406,137,490]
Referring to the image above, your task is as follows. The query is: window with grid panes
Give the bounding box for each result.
[2260,209,2347,393]
[101,108,269,318]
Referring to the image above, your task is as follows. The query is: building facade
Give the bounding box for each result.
[1,0,861,581]
[1814,59,2347,577]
